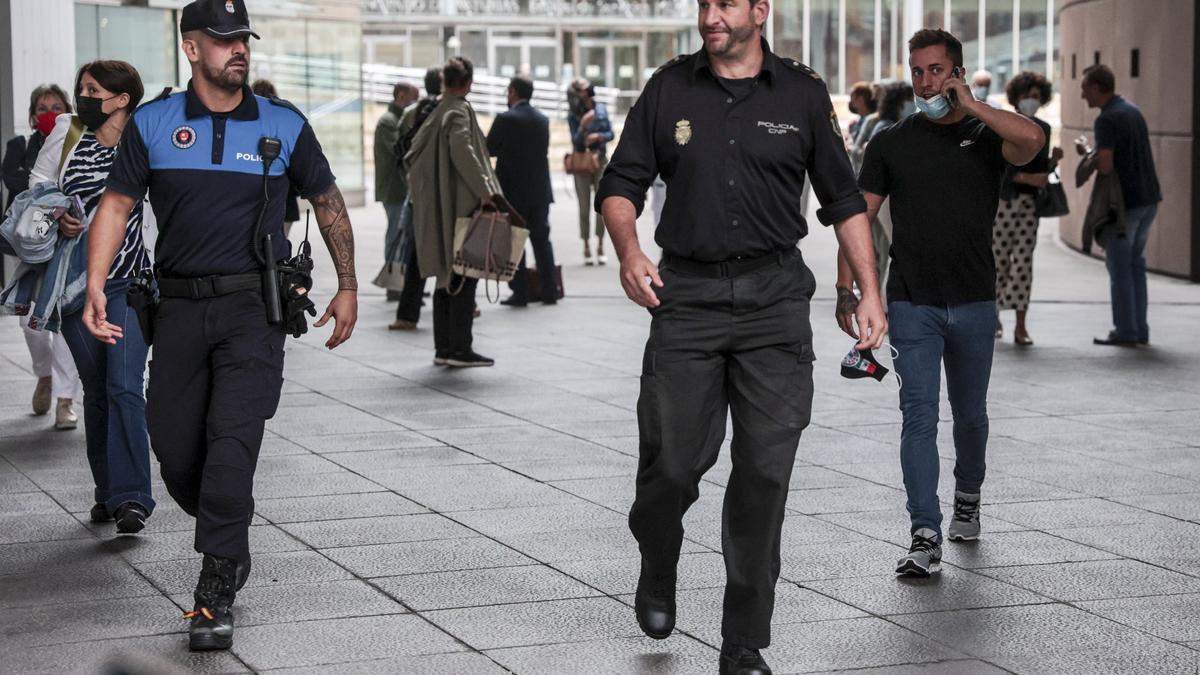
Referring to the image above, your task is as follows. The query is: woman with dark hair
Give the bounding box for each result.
[3,84,82,427]
[993,71,1060,345]
[869,80,916,140]
[30,60,158,532]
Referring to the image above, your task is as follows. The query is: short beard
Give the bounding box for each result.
[706,21,757,58]
[203,59,247,92]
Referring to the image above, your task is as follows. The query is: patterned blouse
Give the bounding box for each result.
[60,132,148,279]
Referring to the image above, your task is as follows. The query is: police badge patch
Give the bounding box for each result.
[172,125,197,149]
[675,119,692,146]
[830,110,843,139]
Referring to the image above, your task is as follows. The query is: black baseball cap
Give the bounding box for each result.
[180,0,260,40]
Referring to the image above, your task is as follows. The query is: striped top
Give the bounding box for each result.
[61,132,148,279]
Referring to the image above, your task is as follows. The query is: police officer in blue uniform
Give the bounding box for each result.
[596,1,886,673]
[83,0,358,652]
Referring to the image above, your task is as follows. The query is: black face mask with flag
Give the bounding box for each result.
[840,347,890,382]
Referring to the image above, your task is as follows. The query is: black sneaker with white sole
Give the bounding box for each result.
[433,351,449,366]
[114,502,148,534]
[446,351,494,368]
[895,527,942,577]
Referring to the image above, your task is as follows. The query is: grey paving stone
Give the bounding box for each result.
[232,614,465,670]
[0,491,64,515]
[388,410,524,430]
[763,617,964,673]
[1078,594,1200,643]
[372,464,578,511]
[263,652,507,675]
[450,501,626,538]
[946,531,1119,569]
[111,524,307,564]
[255,435,312,457]
[1050,522,1200,575]
[266,406,400,436]
[0,512,91,544]
[424,423,567,447]
[455,436,621,463]
[549,476,634,511]
[136,550,354,594]
[556,551,728,596]
[498,526,703,564]
[254,491,428,524]
[0,595,181,648]
[977,559,1200,602]
[0,538,112,574]
[485,635,718,675]
[890,604,1187,662]
[663,583,869,645]
[170,579,404,627]
[805,569,1049,616]
[6,634,248,675]
[253,453,345,477]
[296,429,445,453]
[504,452,635,481]
[815,509,1026,547]
[0,560,160,609]
[251,471,387,499]
[996,644,1200,675]
[807,660,1010,675]
[780,539,914,582]
[1113,492,1200,523]
[375,563,602,610]
[426,596,636,649]
[322,537,534,578]
[785,483,906,515]
[324,446,486,474]
[985,497,1178,530]
[279,513,474,549]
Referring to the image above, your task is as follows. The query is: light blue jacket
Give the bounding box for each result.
[0,182,87,332]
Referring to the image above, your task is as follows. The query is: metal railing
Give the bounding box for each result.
[364,0,691,18]
[362,62,619,120]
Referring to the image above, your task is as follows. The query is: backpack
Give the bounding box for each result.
[394,96,440,168]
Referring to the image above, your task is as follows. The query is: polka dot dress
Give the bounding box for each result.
[992,193,1039,312]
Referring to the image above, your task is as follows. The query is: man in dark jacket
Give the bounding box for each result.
[487,75,558,305]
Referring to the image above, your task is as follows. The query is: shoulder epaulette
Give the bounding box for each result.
[265,95,307,120]
[136,86,175,111]
[653,53,690,77]
[780,57,824,82]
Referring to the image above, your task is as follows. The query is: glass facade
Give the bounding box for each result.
[771,0,1059,96]
[73,3,364,192]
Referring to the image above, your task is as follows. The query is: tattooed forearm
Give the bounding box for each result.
[311,184,357,291]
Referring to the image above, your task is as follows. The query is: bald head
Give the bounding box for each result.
[392,82,418,107]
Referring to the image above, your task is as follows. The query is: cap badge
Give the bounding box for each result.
[674,119,692,146]
[225,1,236,13]
[172,125,197,149]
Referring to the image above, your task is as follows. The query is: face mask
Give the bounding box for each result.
[35,111,58,136]
[901,100,918,118]
[914,94,952,120]
[76,95,117,132]
[840,347,890,382]
[971,85,990,102]
[1017,98,1041,117]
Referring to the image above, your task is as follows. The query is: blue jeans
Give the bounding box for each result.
[382,201,405,264]
[1106,203,1156,342]
[889,301,996,537]
[61,278,155,513]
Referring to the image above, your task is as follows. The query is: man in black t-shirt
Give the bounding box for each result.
[837,29,1044,578]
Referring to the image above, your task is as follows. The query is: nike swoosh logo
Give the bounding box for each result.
[960,140,975,147]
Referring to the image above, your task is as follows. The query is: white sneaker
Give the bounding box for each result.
[584,254,595,266]
[55,398,78,430]
[597,254,609,266]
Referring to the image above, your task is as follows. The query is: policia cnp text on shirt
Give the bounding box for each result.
[595,0,886,673]
[80,0,358,653]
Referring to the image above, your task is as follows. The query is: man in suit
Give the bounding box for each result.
[487,75,558,306]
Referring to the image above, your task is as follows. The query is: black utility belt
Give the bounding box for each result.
[156,273,261,299]
[663,248,799,279]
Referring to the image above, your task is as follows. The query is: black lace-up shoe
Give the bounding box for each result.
[895,528,943,577]
[634,559,676,639]
[114,502,148,534]
[719,642,772,675]
[187,554,239,651]
[89,502,112,523]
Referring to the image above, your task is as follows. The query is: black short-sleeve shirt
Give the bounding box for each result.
[107,81,335,277]
[595,40,866,262]
[858,113,1007,305]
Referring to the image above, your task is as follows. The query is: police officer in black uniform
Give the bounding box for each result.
[83,0,358,652]
[596,1,886,673]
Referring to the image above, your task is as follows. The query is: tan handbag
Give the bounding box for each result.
[451,195,528,300]
[371,261,406,291]
[563,150,600,176]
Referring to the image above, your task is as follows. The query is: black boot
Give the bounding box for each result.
[114,502,149,534]
[235,557,252,591]
[719,642,772,675]
[634,558,676,639]
[89,502,112,523]
[186,554,238,651]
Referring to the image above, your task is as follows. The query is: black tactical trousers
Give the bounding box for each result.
[147,290,285,563]
[629,248,816,649]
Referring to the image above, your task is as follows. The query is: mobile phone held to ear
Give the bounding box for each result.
[947,66,963,106]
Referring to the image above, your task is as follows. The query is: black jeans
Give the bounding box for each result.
[147,290,285,563]
[433,275,478,355]
[395,242,427,323]
[630,249,816,649]
[508,205,557,302]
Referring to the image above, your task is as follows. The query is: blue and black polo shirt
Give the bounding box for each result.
[106,81,335,277]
